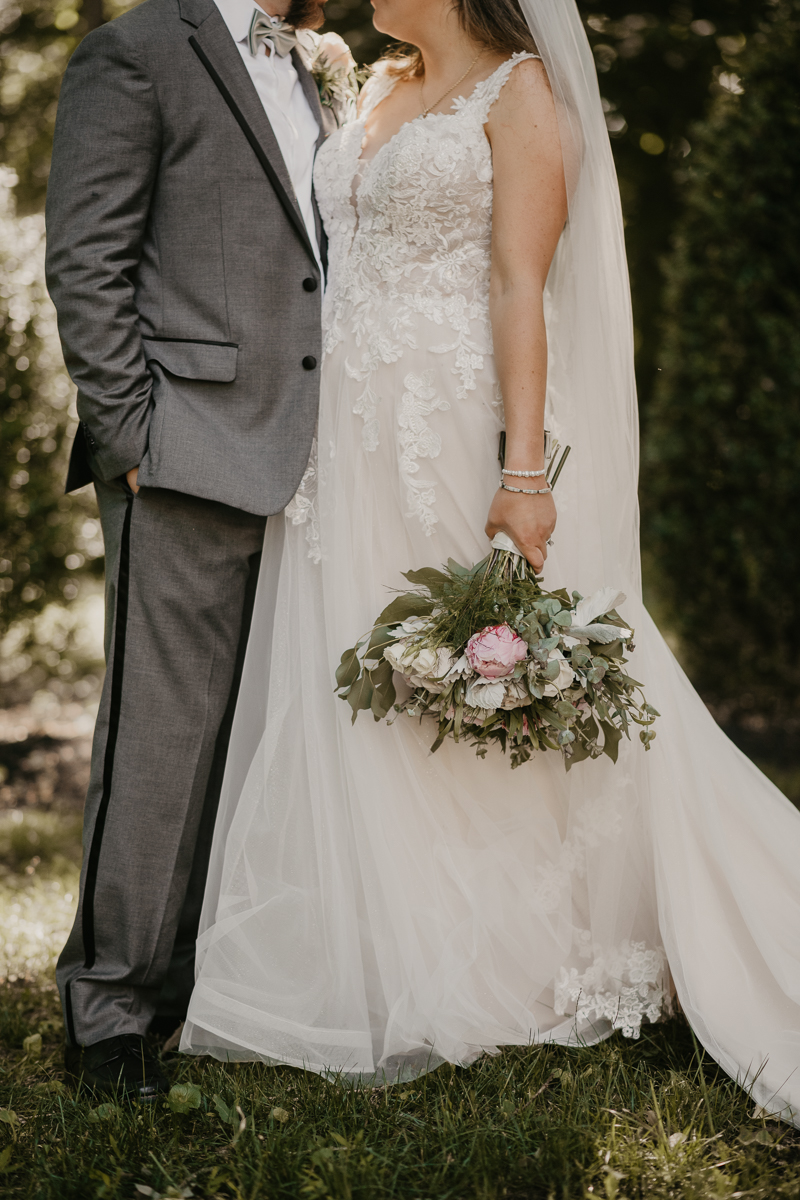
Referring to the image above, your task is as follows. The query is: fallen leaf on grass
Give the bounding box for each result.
[167,1083,203,1114]
[271,1107,289,1124]
[23,1033,42,1059]
[0,1144,21,1173]
[135,1186,194,1199]
[738,1126,775,1146]
[88,1103,119,1122]
[34,1080,65,1095]
[0,1109,19,1139]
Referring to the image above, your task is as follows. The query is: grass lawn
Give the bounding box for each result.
[2,757,800,1197]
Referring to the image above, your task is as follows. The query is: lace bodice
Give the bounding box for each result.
[313,53,539,411]
[290,55,541,549]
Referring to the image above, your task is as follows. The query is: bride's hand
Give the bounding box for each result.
[485,486,556,574]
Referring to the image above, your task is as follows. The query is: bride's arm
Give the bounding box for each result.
[485,59,568,572]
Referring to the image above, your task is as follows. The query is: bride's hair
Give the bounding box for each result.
[381,0,538,79]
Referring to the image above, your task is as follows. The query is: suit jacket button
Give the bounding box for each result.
[302,356,317,370]
[302,277,318,292]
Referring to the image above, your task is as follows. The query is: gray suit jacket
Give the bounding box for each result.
[46,0,335,515]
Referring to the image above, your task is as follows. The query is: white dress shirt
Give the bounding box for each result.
[213,0,320,263]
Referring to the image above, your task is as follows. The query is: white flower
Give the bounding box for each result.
[543,649,575,696]
[441,652,470,682]
[384,638,414,673]
[465,678,505,711]
[564,587,632,646]
[384,638,455,693]
[410,647,437,677]
[500,679,529,710]
[315,31,356,72]
[400,616,428,634]
[573,588,627,628]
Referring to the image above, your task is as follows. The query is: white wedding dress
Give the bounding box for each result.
[182,56,800,1118]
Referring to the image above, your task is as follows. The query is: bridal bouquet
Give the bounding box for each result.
[336,451,657,768]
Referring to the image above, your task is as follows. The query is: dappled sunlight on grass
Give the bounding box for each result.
[1,782,800,1195]
[0,809,80,984]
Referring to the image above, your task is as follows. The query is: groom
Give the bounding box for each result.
[46,0,334,1096]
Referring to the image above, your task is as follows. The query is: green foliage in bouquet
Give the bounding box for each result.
[335,547,657,770]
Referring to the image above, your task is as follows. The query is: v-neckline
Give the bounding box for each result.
[355,55,517,177]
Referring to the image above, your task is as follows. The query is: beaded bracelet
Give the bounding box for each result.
[501,468,546,478]
[500,479,552,496]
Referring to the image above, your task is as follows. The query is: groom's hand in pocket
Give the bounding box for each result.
[485,486,556,574]
[126,467,140,494]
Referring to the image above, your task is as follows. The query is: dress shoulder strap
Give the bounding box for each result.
[358,63,398,123]
[461,51,542,124]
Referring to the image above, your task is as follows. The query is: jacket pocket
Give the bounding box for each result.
[142,336,238,383]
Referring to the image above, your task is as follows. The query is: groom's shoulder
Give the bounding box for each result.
[78,0,195,54]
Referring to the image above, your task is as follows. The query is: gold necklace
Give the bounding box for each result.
[420,49,483,118]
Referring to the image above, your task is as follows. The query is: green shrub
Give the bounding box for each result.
[642,0,800,716]
[0,171,102,655]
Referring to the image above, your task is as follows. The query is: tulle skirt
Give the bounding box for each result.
[182,335,800,1121]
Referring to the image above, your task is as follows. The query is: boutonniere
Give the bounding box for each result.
[303,32,369,124]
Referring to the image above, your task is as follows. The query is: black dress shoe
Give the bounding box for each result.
[64,1034,170,1100]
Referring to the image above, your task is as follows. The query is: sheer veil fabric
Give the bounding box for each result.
[181,1,800,1118]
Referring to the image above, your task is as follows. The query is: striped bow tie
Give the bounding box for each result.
[247,11,298,58]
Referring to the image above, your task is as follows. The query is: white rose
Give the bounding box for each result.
[384,639,413,673]
[543,648,575,697]
[500,679,529,710]
[411,647,438,677]
[316,32,356,72]
[465,678,505,712]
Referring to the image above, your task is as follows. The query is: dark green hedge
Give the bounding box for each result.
[642,0,800,716]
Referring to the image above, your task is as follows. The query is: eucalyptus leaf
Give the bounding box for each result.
[600,720,622,763]
[335,647,362,689]
[542,710,568,731]
[549,587,572,606]
[375,594,435,627]
[347,673,374,723]
[366,625,399,656]
[402,567,449,590]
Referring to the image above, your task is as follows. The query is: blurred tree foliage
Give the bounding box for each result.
[642,0,800,717]
[0,167,103,652]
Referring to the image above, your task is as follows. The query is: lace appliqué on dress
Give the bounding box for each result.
[555,940,671,1039]
[398,370,451,536]
[313,52,539,535]
[285,438,321,564]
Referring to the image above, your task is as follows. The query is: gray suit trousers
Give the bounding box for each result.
[56,479,266,1045]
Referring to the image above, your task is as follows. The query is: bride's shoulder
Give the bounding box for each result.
[486,54,554,126]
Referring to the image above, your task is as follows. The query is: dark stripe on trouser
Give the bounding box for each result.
[81,493,134,969]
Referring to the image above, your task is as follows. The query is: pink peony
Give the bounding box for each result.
[465,624,528,679]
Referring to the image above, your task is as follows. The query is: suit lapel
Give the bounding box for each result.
[291,46,336,146]
[185,3,319,270]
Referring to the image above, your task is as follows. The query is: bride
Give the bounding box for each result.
[182,0,800,1117]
